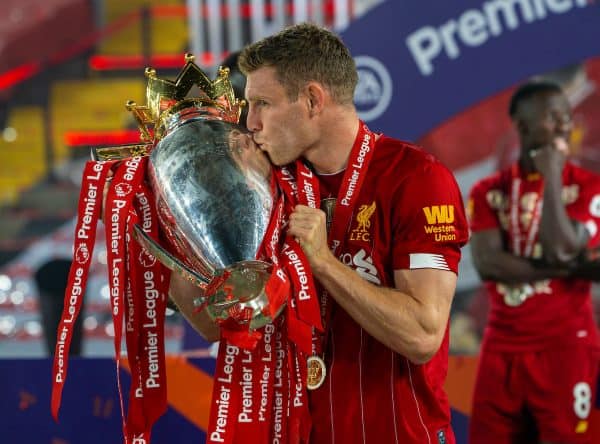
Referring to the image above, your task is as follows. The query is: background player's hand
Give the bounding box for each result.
[530,137,568,178]
[287,204,332,271]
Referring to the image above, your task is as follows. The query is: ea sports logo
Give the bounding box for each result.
[354,55,393,122]
[115,182,133,197]
[75,243,90,265]
[138,250,156,268]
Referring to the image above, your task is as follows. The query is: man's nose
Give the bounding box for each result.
[246,107,261,132]
[555,113,573,133]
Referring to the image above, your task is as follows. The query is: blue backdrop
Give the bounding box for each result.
[344,0,600,140]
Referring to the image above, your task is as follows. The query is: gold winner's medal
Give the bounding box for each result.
[499,284,530,307]
[503,289,526,307]
[306,356,326,390]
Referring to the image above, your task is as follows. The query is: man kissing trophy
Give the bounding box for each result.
[51,54,320,443]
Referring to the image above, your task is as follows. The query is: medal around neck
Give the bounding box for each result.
[93,54,284,330]
[306,356,327,390]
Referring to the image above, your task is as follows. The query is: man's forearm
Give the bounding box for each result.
[569,261,600,281]
[312,256,453,364]
[566,247,600,281]
[169,273,220,342]
[538,175,585,263]
[474,249,567,284]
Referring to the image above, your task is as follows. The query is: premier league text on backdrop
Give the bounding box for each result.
[406,0,590,76]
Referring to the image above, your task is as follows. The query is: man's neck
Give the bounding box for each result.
[518,151,535,174]
[304,112,360,174]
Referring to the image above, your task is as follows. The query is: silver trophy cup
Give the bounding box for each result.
[96,57,285,329]
[146,113,282,328]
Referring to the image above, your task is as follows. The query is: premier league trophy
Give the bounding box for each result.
[94,54,284,330]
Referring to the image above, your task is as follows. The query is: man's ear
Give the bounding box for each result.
[305,82,326,117]
[515,118,529,136]
[512,116,529,135]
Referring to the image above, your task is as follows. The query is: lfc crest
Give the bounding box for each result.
[350,202,376,242]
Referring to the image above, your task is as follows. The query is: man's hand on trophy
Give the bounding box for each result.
[288,205,334,273]
[170,272,221,342]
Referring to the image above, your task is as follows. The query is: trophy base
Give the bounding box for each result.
[203,260,286,330]
[133,225,286,330]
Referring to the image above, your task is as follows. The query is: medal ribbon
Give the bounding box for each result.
[273,161,324,440]
[276,162,323,354]
[509,164,544,258]
[205,121,375,444]
[207,157,325,443]
[313,121,376,359]
[51,160,115,420]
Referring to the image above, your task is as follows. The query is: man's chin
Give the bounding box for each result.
[264,153,278,165]
[263,151,297,167]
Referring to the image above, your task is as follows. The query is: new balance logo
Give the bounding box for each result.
[423,205,454,224]
[352,249,381,285]
[341,249,381,285]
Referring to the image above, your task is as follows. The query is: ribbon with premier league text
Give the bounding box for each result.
[205,161,326,444]
[51,157,170,444]
[52,160,115,420]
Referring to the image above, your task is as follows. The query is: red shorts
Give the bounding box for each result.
[469,346,599,444]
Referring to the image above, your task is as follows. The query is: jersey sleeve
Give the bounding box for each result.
[391,160,468,274]
[467,177,501,233]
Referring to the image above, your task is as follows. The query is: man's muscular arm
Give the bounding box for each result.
[288,205,453,364]
[315,258,455,365]
[470,229,568,284]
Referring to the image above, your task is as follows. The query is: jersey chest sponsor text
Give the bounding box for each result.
[339,248,381,285]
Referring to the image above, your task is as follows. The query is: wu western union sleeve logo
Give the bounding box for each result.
[422,205,456,241]
[350,202,376,242]
[423,205,454,224]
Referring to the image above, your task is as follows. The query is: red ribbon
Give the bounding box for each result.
[51,157,170,444]
[51,160,115,420]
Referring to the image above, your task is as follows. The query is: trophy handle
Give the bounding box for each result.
[132,224,209,289]
[91,143,153,161]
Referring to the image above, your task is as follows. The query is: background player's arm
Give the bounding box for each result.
[570,262,600,281]
[169,273,220,342]
[470,228,568,284]
[565,246,600,281]
[535,143,589,264]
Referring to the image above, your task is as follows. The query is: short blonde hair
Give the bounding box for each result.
[239,23,358,105]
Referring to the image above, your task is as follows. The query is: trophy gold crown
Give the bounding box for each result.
[127,53,245,141]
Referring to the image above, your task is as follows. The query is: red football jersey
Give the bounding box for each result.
[309,135,469,444]
[468,162,600,352]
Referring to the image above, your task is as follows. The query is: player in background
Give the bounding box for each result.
[468,80,600,444]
